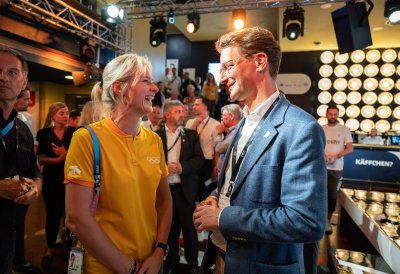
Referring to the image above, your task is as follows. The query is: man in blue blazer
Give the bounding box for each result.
[193,27,327,274]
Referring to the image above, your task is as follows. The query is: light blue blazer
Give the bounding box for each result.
[214,97,327,274]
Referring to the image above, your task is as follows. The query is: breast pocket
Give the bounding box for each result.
[247,164,282,206]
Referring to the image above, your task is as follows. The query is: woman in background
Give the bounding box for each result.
[65,53,172,274]
[36,102,75,266]
[201,72,219,118]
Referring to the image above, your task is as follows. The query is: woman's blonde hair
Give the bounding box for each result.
[91,53,152,117]
[42,102,67,129]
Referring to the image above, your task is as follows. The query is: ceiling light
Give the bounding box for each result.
[380,63,395,77]
[360,119,375,133]
[333,78,347,91]
[377,106,392,118]
[366,49,381,63]
[393,106,400,119]
[384,0,400,24]
[376,120,391,132]
[363,78,378,91]
[232,8,246,30]
[317,117,328,126]
[349,64,363,77]
[395,92,400,104]
[318,78,332,90]
[345,119,360,131]
[317,105,328,117]
[379,78,394,91]
[338,105,346,117]
[318,91,332,104]
[319,65,333,77]
[347,91,362,104]
[392,120,400,131]
[361,105,376,118]
[346,105,360,118]
[348,78,362,91]
[150,17,167,47]
[350,50,365,63]
[282,4,305,41]
[364,64,379,77]
[334,65,348,77]
[101,4,124,24]
[168,9,175,24]
[320,51,334,64]
[362,92,378,105]
[335,52,349,64]
[382,49,397,62]
[378,91,393,105]
[333,91,347,104]
[187,11,200,33]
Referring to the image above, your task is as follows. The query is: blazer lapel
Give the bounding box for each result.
[231,98,289,197]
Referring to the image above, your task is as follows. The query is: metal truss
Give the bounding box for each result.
[1,0,132,53]
[118,0,347,19]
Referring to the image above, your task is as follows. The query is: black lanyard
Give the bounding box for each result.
[196,117,210,136]
[225,97,279,197]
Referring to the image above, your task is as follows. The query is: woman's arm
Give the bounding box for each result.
[137,177,172,274]
[65,183,132,274]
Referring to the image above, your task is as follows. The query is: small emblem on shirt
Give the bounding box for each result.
[67,166,82,176]
[264,131,270,139]
[147,156,160,164]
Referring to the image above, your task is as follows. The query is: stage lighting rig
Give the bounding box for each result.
[282,4,305,41]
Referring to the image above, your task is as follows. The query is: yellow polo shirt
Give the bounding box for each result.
[65,117,168,274]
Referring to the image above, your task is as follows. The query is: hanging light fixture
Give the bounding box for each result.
[101,4,124,24]
[232,8,246,30]
[282,4,305,40]
[149,17,167,47]
[187,11,200,33]
[384,0,400,24]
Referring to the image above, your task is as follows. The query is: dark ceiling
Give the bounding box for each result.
[27,62,74,85]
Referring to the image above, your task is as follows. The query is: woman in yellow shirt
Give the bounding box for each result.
[65,54,172,274]
[201,72,219,117]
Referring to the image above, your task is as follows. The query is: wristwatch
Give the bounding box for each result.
[154,242,169,255]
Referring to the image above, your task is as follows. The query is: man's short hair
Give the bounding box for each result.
[327,105,339,112]
[17,87,31,99]
[69,109,81,119]
[215,26,281,79]
[221,104,243,120]
[0,46,28,75]
[163,100,183,116]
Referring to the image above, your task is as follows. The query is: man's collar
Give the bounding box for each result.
[0,107,19,122]
[242,90,280,121]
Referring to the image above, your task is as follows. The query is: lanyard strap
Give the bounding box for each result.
[1,120,15,137]
[225,97,279,197]
[84,126,101,216]
[167,133,181,153]
[196,117,210,136]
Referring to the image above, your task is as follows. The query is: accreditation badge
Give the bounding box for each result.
[68,246,84,274]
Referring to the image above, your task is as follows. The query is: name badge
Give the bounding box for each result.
[68,247,84,274]
[218,194,231,209]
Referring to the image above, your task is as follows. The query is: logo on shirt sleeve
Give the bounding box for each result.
[67,165,82,176]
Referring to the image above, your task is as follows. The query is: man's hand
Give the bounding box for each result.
[137,249,164,274]
[14,177,42,205]
[168,162,182,175]
[0,178,28,200]
[193,203,221,233]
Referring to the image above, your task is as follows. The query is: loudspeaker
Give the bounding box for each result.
[331,1,372,54]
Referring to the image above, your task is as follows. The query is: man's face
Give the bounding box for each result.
[149,107,161,124]
[221,110,233,128]
[14,90,31,112]
[0,52,27,102]
[219,46,256,104]
[326,109,339,125]
[68,116,80,128]
[193,98,207,116]
[166,105,185,127]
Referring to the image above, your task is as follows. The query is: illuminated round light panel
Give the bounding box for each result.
[364,64,379,77]
[319,65,333,77]
[360,119,375,133]
[350,50,365,63]
[363,78,378,91]
[347,91,362,104]
[380,63,395,77]
[345,119,360,131]
[346,105,360,118]
[338,105,346,118]
[337,118,344,125]
[396,80,400,91]
[382,49,397,63]
[333,78,347,91]
[317,105,328,117]
[393,106,400,119]
[318,91,332,104]
[397,65,400,76]
[376,120,390,133]
[318,78,332,90]
[361,105,376,118]
[317,118,327,126]
[378,92,393,105]
[334,65,348,77]
[395,92,400,104]
[333,91,347,104]
[379,78,394,91]
[376,106,392,119]
[392,120,400,131]
[349,64,363,77]
[335,52,349,64]
[320,51,334,64]
[362,92,377,105]
[348,78,362,91]
[366,49,381,63]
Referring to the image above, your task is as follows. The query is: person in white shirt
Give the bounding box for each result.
[142,105,162,131]
[362,128,383,145]
[323,105,353,234]
[186,96,219,200]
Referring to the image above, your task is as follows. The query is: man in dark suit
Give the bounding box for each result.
[193,27,327,274]
[157,100,204,274]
